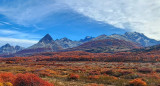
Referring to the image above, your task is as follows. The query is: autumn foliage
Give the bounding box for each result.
[86,83,104,86]
[68,73,80,80]
[88,75,100,80]
[0,72,15,83]
[0,72,54,86]
[1,50,160,62]
[129,78,147,86]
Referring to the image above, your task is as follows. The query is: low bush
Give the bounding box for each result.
[122,73,140,79]
[89,71,100,75]
[156,69,160,73]
[0,72,15,83]
[129,78,147,86]
[102,70,115,75]
[0,83,3,86]
[3,82,13,86]
[13,73,54,86]
[137,68,152,74]
[0,82,13,86]
[88,75,100,80]
[68,73,80,80]
[86,83,104,86]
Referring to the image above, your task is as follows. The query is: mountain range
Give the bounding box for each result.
[0,32,160,57]
[0,44,24,55]
[110,32,160,47]
[65,38,141,53]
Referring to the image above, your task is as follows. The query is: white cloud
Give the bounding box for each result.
[0,29,21,34]
[0,29,40,39]
[1,0,160,40]
[0,29,39,47]
[0,37,38,47]
[1,21,11,25]
[64,0,160,40]
[0,0,65,26]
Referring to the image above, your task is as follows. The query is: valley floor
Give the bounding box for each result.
[0,61,160,86]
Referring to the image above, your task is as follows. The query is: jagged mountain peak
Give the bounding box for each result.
[124,32,146,37]
[55,37,82,49]
[39,34,54,43]
[124,32,152,40]
[60,37,72,42]
[0,44,24,55]
[123,32,160,46]
[80,36,94,42]
[24,34,63,55]
[92,34,111,41]
[3,43,12,47]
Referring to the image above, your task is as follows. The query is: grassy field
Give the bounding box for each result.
[0,61,160,86]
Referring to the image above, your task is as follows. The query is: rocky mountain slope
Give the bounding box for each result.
[55,36,94,49]
[110,32,160,47]
[14,34,63,56]
[55,37,82,49]
[0,44,24,55]
[65,38,141,53]
[1,32,160,57]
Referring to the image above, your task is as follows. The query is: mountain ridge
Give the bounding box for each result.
[1,32,160,57]
[0,43,24,55]
[12,34,63,57]
[110,32,160,47]
[64,38,142,53]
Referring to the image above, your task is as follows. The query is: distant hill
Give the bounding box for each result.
[3,44,160,62]
[55,32,159,50]
[17,44,160,62]
[65,38,141,53]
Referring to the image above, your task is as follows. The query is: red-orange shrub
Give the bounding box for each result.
[86,83,104,86]
[0,72,15,83]
[68,73,80,80]
[13,73,54,86]
[89,71,100,75]
[88,75,99,80]
[0,78,2,83]
[129,78,147,86]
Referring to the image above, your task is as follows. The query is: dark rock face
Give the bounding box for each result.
[28,34,62,51]
[39,34,54,43]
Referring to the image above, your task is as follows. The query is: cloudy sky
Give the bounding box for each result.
[0,0,159,47]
